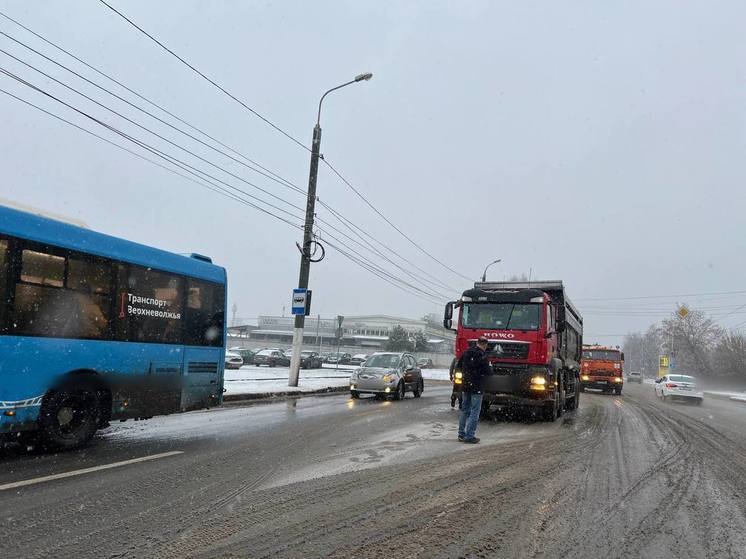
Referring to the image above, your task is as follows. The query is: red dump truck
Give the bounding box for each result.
[444,281,583,421]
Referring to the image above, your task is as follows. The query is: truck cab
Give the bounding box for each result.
[580,345,624,394]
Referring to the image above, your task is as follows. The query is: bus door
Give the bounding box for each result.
[181,278,225,411]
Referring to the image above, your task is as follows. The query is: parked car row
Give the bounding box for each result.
[226,347,442,371]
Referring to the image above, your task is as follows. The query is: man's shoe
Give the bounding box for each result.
[464,437,480,444]
[458,435,465,442]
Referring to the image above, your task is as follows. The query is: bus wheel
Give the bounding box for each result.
[39,382,102,450]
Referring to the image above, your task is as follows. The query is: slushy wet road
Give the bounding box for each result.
[3,382,746,558]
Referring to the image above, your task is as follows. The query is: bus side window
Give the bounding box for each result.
[184,279,225,347]
[125,267,184,344]
[13,247,112,340]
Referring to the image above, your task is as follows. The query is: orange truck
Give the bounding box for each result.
[580,345,625,395]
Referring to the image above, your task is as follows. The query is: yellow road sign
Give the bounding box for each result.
[677,305,690,319]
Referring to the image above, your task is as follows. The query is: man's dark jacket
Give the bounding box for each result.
[457,345,491,393]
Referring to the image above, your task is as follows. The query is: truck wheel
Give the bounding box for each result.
[39,381,102,450]
[614,387,622,395]
[557,385,565,417]
[543,402,558,422]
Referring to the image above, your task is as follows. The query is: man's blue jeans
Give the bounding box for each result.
[458,391,483,440]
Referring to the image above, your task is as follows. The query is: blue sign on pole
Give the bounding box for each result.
[291,288,307,315]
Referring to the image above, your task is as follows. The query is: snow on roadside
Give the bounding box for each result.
[224,365,350,396]
[704,390,746,402]
[223,365,452,396]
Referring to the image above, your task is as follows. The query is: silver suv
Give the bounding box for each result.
[349,352,424,400]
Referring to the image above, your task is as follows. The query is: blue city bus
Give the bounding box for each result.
[0,204,227,449]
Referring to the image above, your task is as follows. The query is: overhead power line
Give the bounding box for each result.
[0,87,304,230]
[0,46,306,217]
[0,72,446,305]
[0,66,306,225]
[321,158,473,283]
[0,11,303,195]
[93,1,470,286]
[0,15,455,299]
[96,0,310,152]
[576,289,746,302]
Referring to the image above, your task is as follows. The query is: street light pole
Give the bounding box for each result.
[480,258,502,283]
[288,73,372,387]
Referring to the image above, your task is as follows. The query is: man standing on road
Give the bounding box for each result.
[457,336,491,444]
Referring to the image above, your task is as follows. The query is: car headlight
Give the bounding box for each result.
[382,374,396,383]
[581,375,590,381]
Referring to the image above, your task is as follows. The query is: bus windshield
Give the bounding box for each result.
[461,303,540,330]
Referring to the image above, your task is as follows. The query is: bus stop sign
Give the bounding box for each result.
[291,289,307,315]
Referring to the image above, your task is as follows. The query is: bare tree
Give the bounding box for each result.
[660,309,722,377]
[713,333,746,379]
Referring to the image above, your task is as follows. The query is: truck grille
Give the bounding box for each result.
[487,342,529,360]
[490,364,529,375]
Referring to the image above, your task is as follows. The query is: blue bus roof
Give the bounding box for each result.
[0,204,226,283]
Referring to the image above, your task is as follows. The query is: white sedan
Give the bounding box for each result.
[654,374,703,405]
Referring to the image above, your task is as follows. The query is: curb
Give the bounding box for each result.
[223,385,349,404]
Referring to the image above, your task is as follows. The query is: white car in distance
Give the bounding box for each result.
[654,374,703,405]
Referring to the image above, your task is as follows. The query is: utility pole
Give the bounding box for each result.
[288,73,373,387]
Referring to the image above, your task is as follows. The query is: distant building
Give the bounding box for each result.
[248,314,454,352]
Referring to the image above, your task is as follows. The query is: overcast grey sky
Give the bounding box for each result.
[1,0,744,345]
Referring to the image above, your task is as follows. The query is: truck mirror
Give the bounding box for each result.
[443,302,454,329]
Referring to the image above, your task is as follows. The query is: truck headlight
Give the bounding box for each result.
[530,376,547,391]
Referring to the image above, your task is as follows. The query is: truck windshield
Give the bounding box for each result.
[583,350,621,361]
[461,303,540,330]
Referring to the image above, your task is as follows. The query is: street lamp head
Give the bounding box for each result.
[355,72,373,82]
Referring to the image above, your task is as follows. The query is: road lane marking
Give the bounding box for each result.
[0,450,183,492]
